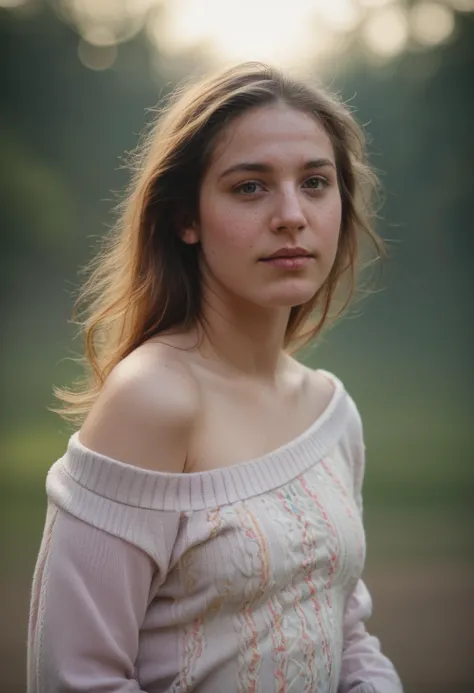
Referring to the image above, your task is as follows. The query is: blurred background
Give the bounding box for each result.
[1,0,473,691]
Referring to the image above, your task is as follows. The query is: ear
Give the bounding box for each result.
[180,223,200,245]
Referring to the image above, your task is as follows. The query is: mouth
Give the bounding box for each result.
[260,247,314,262]
[259,252,314,271]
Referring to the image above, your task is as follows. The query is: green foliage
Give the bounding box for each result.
[0,121,75,252]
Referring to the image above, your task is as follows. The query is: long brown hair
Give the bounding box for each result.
[54,62,383,423]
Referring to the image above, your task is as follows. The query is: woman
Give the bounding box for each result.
[28,62,403,692]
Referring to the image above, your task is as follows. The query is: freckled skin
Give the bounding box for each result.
[183,104,342,310]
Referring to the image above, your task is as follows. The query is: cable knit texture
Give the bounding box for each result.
[27,371,403,693]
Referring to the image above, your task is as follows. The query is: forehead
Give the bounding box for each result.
[209,104,335,171]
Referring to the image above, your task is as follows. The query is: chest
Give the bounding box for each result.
[167,449,365,612]
[186,373,332,472]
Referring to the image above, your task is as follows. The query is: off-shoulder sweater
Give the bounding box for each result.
[27,371,403,693]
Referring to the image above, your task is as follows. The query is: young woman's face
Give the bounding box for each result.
[186,103,342,310]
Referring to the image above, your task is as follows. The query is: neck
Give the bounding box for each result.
[197,288,293,382]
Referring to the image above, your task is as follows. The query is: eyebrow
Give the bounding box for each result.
[218,158,336,180]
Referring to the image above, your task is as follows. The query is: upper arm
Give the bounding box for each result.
[28,508,153,692]
[79,344,200,473]
[343,394,366,515]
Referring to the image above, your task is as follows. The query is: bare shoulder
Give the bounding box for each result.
[79,341,200,473]
[291,358,337,405]
[299,363,363,437]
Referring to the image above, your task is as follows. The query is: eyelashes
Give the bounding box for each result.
[234,181,262,194]
[302,176,329,191]
[232,176,330,196]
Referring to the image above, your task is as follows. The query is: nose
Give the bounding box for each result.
[269,187,307,234]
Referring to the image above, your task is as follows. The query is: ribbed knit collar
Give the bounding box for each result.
[56,371,349,512]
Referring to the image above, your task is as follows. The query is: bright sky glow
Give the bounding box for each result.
[357,0,395,7]
[58,0,148,45]
[362,6,409,56]
[319,0,363,32]
[82,24,117,47]
[149,0,332,67]
[4,0,471,70]
[410,2,455,45]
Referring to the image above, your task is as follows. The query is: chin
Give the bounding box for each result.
[264,278,322,307]
[262,287,320,309]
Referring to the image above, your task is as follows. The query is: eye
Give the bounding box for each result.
[302,176,328,191]
[233,181,263,195]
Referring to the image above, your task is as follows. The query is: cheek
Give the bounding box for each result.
[200,200,259,254]
[316,198,342,249]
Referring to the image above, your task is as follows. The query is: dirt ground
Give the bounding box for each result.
[365,560,474,692]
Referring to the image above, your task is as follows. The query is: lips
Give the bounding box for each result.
[261,247,313,261]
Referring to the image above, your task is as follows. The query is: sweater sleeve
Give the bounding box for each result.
[338,398,403,693]
[27,441,182,693]
[28,506,155,692]
[339,580,403,693]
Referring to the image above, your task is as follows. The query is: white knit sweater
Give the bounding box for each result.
[28,372,403,693]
